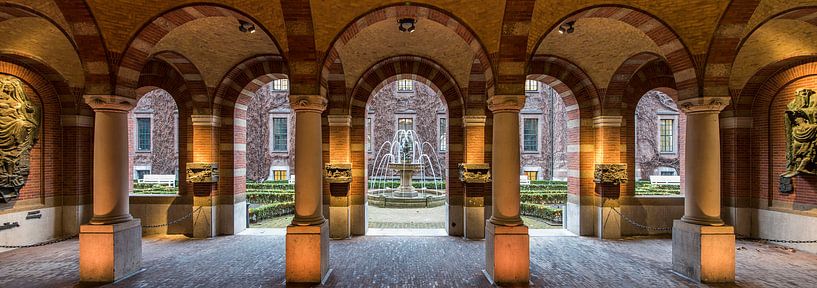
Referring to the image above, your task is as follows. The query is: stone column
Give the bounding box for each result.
[191,115,220,239]
[327,115,352,239]
[80,95,142,283]
[593,116,624,239]
[484,95,529,285]
[286,95,330,284]
[672,97,734,283]
[463,116,487,240]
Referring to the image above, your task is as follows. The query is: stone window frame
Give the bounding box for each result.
[395,114,416,132]
[133,165,151,180]
[269,112,289,152]
[657,111,679,155]
[438,114,447,153]
[367,114,374,153]
[521,114,543,153]
[134,111,153,153]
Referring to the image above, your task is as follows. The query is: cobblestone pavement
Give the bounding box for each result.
[1,234,816,287]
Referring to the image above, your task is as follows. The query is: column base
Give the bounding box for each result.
[446,204,463,236]
[597,199,621,239]
[286,221,330,284]
[350,202,367,236]
[329,195,350,239]
[485,221,529,286]
[464,197,484,240]
[79,219,142,283]
[193,196,216,238]
[672,220,735,283]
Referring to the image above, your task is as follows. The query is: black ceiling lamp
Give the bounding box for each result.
[398,18,417,33]
[558,20,575,34]
[238,19,256,33]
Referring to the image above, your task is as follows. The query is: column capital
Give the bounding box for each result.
[678,97,730,114]
[487,95,525,113]
[191,115,221,127]
[327,115,351,127]
[592,116,623,128]
[463,115,487,127]
[83,95,135,113]
[289,95,327,113]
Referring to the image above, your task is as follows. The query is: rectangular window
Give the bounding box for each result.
[271,79,289,91]
[272,170,287,181]
[525,80,539,92]
[525,171,538,181]
[272,117,288,151]
[660,119,674,153]
[397,79,413,92]
[660,171,674,176]
[398,118,413,131]
[439,118,447,152]
[136,117,151,151]
[136,169,150,180]
[523,118,538,152]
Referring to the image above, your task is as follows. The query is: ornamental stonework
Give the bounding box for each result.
[593,164,628,185]
[0,78,41,202]
[782,88,817,179]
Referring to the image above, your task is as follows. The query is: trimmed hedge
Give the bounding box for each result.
[246,192,294,204]
[520,193,567,205]
[520,203,562,223]
[248,202,295,222]
[634,181,680,195]
[246,182,294,190]
[132,184,178,195]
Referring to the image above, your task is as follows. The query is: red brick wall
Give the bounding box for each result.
[753,76,817,207]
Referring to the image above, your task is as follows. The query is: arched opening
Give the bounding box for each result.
[365,78,449,232]
[128,89,180,195]
[519,79,570,230]
[633,89,685,196]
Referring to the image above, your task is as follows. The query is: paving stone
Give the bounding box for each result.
[0,234,815,287]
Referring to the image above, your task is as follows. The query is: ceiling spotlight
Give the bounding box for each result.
[558,20,575,34]
[238,19,256,33]
[398,18,417,33]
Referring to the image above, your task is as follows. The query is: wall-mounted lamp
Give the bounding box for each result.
[398,18,417,33]
[239,19,256,33]
[558,21,575,34]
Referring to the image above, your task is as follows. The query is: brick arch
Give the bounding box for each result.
[732,56,817,117]
[212,54,288,197]
[603,52,667,116]
[495,0,536,95]
[1,1,111,96]
[527,56,597,201]
[701,0,761,100]
[0,53,79,115]
[750,61,817,118]
[321,3,495,114]
[530,5,698,100]
[150,51,210,114]
[115,4,283,99]
[347,55,465,228]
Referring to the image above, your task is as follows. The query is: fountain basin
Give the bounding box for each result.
[367,188,446,208]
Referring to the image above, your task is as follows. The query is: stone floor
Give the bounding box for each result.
[1,233,815,287]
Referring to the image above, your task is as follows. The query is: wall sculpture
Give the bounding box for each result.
[782,88,817,179]
[0,77,40,203]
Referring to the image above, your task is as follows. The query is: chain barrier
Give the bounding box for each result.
[142,206,202,228]
[735,233,817,244]
[0,234,78,249]
[608,206,673,231]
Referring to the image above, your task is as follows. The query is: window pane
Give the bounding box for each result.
[273,117,287,151]
[398,118,413,131]
[273,170,286,181]
[272,79,289,91]
[137,118,151,151]
[523,118,538,152]
[660,119,674,152]
[397,79,413,92]
[366,117,372,152]
[439,118,447,152]
[525,80,539,92]
[525,171,538,181]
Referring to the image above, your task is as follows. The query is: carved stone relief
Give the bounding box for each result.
[593,164,628,185]
[782,88,817,179]
[0,78,40,203]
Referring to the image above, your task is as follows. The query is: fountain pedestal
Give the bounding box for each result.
[388,163,423,198]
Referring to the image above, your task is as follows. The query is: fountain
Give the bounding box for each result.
[368,129,446,208]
